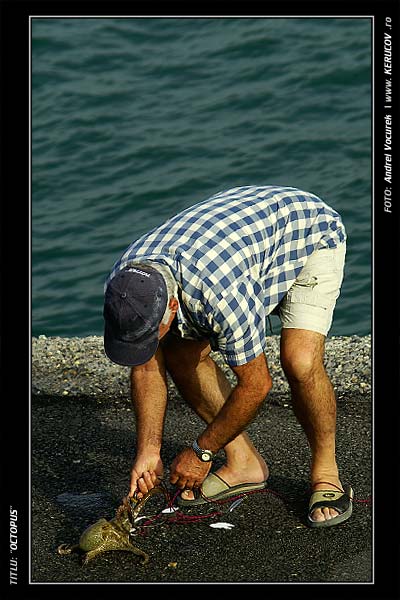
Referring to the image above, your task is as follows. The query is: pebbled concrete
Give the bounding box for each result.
[30,335,372,585]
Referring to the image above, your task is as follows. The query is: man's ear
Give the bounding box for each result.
[169,297,179,313]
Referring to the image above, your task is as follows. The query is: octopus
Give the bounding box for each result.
[57,485,168,565]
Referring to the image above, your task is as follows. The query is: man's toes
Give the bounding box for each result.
[322,507,333,520]
[310,508,325,522]
[311,506,339,522]
[181,489,194,501]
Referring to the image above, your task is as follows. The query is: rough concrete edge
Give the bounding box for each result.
[31,334,372,404]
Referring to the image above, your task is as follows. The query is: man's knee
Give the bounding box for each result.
[281,352,321,384]
[280,329,325,384]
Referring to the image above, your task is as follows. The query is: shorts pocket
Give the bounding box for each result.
[285,286,331,310]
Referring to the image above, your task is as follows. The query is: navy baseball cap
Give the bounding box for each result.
[103,265,168,366]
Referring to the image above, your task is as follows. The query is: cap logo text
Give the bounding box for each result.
[127,268,150,278]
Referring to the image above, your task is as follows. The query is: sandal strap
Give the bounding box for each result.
[312,481,344,493]
[309,490,351,515]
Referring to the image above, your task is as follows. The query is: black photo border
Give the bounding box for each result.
[1,1,399,598]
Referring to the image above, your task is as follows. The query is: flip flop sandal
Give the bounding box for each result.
[307,482,354,528]
[176,472,268,507]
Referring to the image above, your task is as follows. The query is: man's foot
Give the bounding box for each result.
[181,461,269,502]
[309,479,344,523]
[178,472,268,506]
[308,481,354,528]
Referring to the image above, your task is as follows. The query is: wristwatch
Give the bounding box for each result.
[191,439,215,462]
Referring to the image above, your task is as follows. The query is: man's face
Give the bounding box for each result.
[158,298,178,339]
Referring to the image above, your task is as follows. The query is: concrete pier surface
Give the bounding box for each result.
[30,335,375,588]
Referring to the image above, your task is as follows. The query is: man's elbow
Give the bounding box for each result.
[238,374,272,403]
[233,354,273,401]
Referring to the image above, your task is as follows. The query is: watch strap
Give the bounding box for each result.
[191,440,215,462]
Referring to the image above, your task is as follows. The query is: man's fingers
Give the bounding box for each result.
[169,473,178,486]
[130,467,163,497]
[150,470,162,484]
[142,471,154,488]
[136,477,149,495]
[129,475,139,498]
[169,475,193,490]
[135,471,160,495]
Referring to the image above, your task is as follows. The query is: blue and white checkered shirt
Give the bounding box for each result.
[106,186,346,365]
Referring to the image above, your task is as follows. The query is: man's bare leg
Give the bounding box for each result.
[280,328,343,523]
[161,335,270,497]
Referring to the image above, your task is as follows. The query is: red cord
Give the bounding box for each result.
[133,487,372,536]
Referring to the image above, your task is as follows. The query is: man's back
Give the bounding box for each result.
[106,185,346,364]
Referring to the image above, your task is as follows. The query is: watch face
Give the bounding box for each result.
[192,441,213,461]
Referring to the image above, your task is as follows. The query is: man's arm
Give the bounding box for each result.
[170,353,272,489]
[197,352,272,451]
[129,346,168,497]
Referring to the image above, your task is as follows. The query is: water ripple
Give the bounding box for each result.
[32,18,372,336]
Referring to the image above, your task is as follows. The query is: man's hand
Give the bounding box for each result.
[129,347,167,499]
[129,455,164,498]
[169,447,211,490]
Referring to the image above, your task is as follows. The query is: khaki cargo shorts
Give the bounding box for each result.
[276,242,346,336]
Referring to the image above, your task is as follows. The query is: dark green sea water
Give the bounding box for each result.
[31,17,372,338]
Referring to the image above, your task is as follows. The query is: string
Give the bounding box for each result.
[131,486,372,537]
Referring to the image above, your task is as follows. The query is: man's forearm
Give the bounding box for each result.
[130,347,168,456]
[197,354,272,453]
[197,382,268,453]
